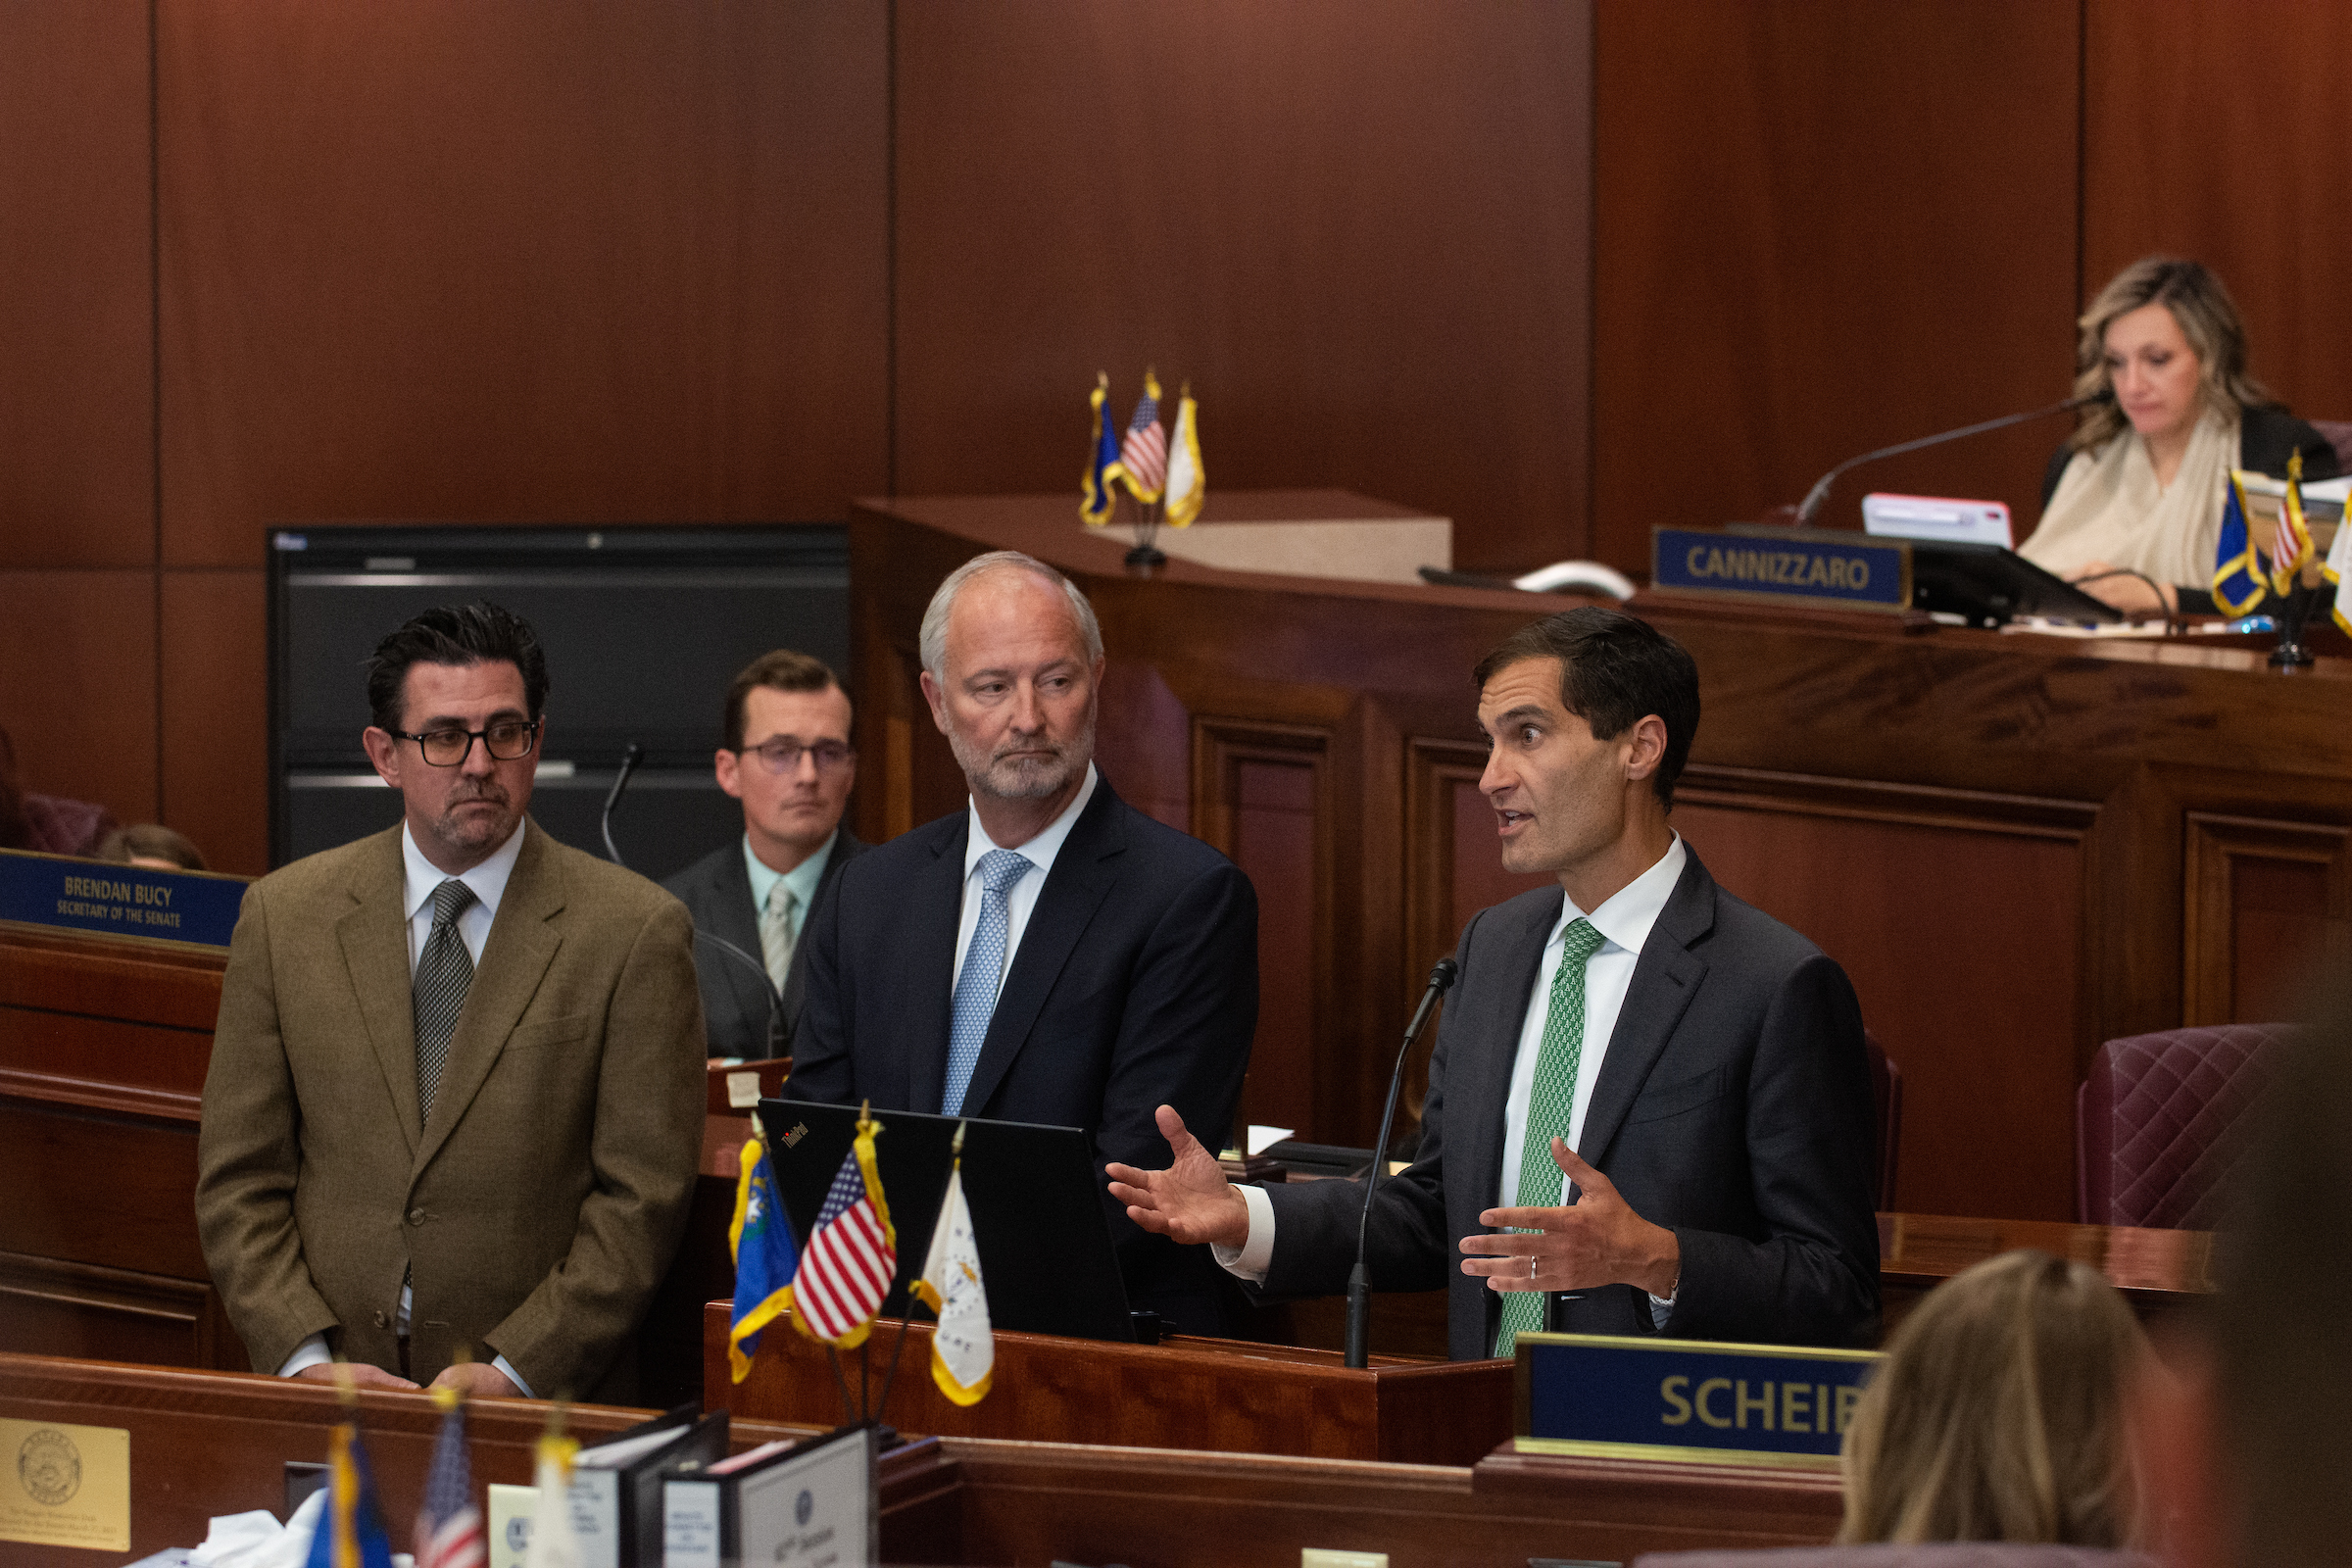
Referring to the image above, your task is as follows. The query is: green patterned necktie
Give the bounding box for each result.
[1494,916,1607,1356]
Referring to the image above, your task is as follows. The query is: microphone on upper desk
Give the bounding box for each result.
[1787,389,2111,527]
[1345,956,1460,1370]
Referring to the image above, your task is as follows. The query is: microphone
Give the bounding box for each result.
[1789,390,2109,527]
[599,743,646,866]
[600,742,788,1057]
[1345,956,1460,1370]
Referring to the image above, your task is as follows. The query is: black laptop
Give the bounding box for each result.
[757,1098,1137,1343]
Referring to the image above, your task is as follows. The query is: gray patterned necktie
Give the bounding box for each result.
[942,849,1032,1115]
[414,878,477,1129]
[759,880,799,993]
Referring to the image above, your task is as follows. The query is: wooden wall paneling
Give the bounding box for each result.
[159,566,268,875]
[2082,0,2352,427]
[0,1253,239,1371]
[0,0,155,569]
[1191,716,1337,1142]
[157,0,890,567]
[2182,813,2351,1027]
[0,569,159,828]
[891,0,1595,571]
[0,1103,205,1279]
[1671,766,2097,1222]
[1592,3,2082,569]
[1095,661,1195,834]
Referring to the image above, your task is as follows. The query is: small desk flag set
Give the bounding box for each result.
[2216,450,2332,665]
[728,1104,995,1420]
[1084,368,1203,565]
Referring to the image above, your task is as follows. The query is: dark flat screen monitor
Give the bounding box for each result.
[758,1099,1137,1343]
[1905,538,2124,626]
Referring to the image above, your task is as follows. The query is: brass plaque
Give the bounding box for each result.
[0,1417,130,1552]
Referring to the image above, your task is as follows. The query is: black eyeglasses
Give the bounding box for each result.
[392,719,542,767]
[735,738,855,776]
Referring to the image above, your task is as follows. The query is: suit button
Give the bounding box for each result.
[372,1310,388,1329]
[408,1207,426,1226]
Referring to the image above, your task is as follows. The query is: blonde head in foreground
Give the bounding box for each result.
[1838,1248,2148,1546]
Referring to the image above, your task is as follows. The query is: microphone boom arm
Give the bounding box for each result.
[1345,956,1459,1369]
[1793,394,2093,526]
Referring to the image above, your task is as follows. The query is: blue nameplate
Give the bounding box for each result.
[1652,526,1912,612]
[1515,1331,1882,1469]
[0,848,246,952]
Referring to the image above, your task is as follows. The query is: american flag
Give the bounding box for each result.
[413,1398,483,1568]
[793,1135,897,1343]
[2271,463,2312,592]
[1119,376,1168,500]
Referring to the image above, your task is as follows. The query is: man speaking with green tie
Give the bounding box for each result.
[1110,607,1880,1354]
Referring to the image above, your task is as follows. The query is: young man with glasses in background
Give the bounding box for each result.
[196,602,705,1403]
[663,650,869,1059]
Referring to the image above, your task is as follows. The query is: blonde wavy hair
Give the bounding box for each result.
[1838,1250,2148,1546]
[2068,256,2268,452]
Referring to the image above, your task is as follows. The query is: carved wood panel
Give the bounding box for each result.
[1192,718,1335,1142]
[2183,813,2352,1027]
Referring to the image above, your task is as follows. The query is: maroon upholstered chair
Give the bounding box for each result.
[2309,418,2352,475]
[1864,1032,1902,1212]
[2076,1024,2288,1229]
[1637,1548,2156,1568]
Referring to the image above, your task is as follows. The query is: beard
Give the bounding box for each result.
[426,780,521,857]
[949,705,1097,803]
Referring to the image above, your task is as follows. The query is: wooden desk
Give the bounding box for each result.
[848,490,2352,1224]
[705,1301,1514,1465]
[1878,1210,2216,1329]
[0,1352,1845,1567]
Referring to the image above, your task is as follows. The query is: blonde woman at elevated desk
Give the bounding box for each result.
[2023,256,2338,616]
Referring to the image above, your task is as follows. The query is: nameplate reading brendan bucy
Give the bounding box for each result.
[1514,1331,1882,1469]
[0,848,244,951]
[1650,526,1912,612]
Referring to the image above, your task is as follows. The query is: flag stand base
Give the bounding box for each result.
[2269,637,2316,669]
[1125,544,1167,568]
[2269,578,2322,669]
[1126,501,1166,570]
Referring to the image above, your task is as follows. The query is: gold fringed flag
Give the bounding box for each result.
[2212,470,2268,616]
[1163,384,1204,529]
[1117,368,1168,503]
[2270,449,2316,595]
[726,1127,800,1382]
[1081,372,1122,525]
[791,1106,896,1348]
[910,1131,993,1405]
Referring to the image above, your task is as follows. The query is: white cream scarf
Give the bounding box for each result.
[2021,407,2239,587]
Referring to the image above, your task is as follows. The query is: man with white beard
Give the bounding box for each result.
[792,551,1259,1334]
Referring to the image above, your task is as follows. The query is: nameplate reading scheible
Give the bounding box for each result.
[1650,526,1913,613]
[1514,1332,1883,1470]
[0,1416,130,1552]
[0,848,246,953]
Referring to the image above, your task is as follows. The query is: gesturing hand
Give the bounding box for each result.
[1457,1137,1680,1299]
[1105,1104,1250,1250]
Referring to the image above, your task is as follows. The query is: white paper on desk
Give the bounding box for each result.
[1246,1125,1296,1156]
[188,1489,329,1567]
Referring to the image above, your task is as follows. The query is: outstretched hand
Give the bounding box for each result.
[1105,1104,1250,1250]
[1457,1137,1680,1298]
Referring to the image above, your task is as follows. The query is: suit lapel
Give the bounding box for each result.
[414,821,562,1173]
[337,826,421,1160]
[903,817,969,1113]
[957,783,1122,1117]
[1576,854,1714,1170]
[709,845,762,960]
[1457,888,1562,1211]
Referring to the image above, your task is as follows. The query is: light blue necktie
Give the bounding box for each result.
[943,849,1031,1114]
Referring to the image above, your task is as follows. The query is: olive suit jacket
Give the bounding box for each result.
[195,819,707,1401]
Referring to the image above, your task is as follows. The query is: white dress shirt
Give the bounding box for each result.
[950,763,1099,996]
[279,819,535,1394]
[1219,836,1689,1325]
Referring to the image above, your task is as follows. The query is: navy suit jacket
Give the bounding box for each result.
[1263,849,1880,1358]
[794,776,1258,1332]
[662,829,868,1059]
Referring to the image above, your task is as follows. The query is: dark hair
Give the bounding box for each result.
[722,649,847,751]
[1472,608,1700,808]
[97,823,208,871]
[362,603,549,733]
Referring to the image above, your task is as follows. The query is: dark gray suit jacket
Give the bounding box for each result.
[1262,848,1880,1358]
[794,777,1257,1334]
[662,828,867,1059]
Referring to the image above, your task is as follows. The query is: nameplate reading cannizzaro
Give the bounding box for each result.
[1651,526,1912,612]
[1514,1332,1882,1469]
[0,1417,130,1552]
